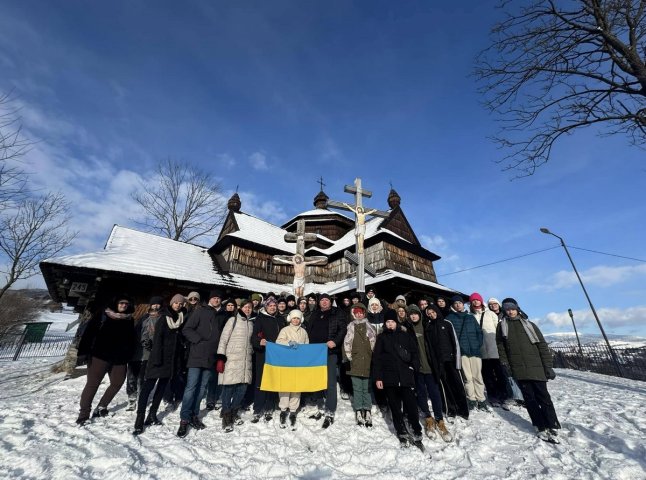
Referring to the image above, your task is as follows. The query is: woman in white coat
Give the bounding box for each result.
[216,299,254,432]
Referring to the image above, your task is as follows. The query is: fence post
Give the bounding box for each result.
[12,330,28,361]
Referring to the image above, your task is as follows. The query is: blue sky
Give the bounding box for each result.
[1,1,644,336]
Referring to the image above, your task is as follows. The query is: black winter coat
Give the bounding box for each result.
[373,325,419,388]
[85,312,136,365]
[404,318,441,379]
[183,305,228,369]
[305,306,347,356]
[252,309,284,379]
[145,309,184,380]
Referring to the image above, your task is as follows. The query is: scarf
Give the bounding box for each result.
[104,308,132,320]
[500,316,540,344]
[166,311,184,330]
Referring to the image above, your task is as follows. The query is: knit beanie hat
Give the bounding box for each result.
[149,296,164,306]
[407,304,421,316]
[251,293,263,302]
[469,292,484,304]
[170,293,186,305]
[209,289,224,300]
[501,297,519,311]
[264,296,277,306]
[450,295,464,304]
[351,292,362,301]
[395,294,407,304]
[384,308,398,322]
[223,298,237,309]
[319,293,332,301]
[187,291,200,301]
[488,297,501,307]
[286,295,296,303]
[277,297,288,305]
[368,297,381,309]
[352,303,367,314]
[288,309,303,322]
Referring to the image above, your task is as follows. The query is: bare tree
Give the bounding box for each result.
[0,92,29,208]
[0,192,77,301]
[475,1,646,176]
[132,158,228,243]
[0,290,40,334]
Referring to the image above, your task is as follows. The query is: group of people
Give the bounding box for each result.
[75,286,561,447]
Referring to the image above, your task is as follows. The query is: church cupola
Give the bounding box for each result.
[387,188,401,209]
[313,190,329,209]
[227,192,241,212]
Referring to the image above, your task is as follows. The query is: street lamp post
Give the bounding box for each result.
[568,308,583,356]
[540,228,623,377]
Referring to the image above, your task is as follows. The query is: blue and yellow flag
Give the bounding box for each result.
[260,342,327,392]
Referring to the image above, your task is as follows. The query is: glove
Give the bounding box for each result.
[141,339,153,350]
[216,359,225,374]
[545,367,556,380]
[288,340,296,348]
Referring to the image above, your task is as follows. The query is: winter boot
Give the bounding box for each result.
[251,413,262,423]
[364,410,373,428]
[355,410,365,426]
[322,415,334,429]
[398,435,409,448]
[177,420,189,438]
[206,402,215,411]
[224,412,234,433]
[467,400,477,411]
[289,413,297,428]
[133,413,145,435]
[75,414,90,426]
[144,411,162,426]
[92,406,108,418]
[437,419,453,442]
[234,409,244,425]
[477,401,492,413]
[309,411,323,420]
[424,417,437,440]
[126,396,137,411]
[190,415,206,430]
[280,410,288,428]
[264,412,273,422]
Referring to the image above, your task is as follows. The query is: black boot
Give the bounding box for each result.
[177,420,189,438]
[133,413,145,435]
[190,416,206,430]
[144,411,162,426]
[224,412,234,433]
[289,413,297,428]
[279,410,288,428]
[322,415,334,429]
[233,409,244,426]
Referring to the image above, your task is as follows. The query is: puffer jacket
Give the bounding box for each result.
[471,307,500,359]
[276,324,309,345]
[372,324,420,388]
[217,311,254,385]
[446,310,483,358]
[496,314,552,381]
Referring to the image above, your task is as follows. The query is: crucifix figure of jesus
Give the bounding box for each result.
[273,219,327,298]
[342,203,377,254]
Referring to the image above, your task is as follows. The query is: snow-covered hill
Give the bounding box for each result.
[0,359,644,479]
[545,332,646,348]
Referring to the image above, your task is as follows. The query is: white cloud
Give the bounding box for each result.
[531,264,646,291]
[535,306,646,330]
[249,151,268,170]
[239,191,288,225]
[420,234,447,251]
[215,153,236,169]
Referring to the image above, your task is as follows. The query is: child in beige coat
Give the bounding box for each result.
[276,309,309,428]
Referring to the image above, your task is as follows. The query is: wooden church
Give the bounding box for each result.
[40,187,459,313]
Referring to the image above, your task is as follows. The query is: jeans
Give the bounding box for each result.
[312,354,338,415]
[221,383,247,413]
[414,372,444,420]
[180,368,213,421]
[205,372,222,405]
[126,360,146,399]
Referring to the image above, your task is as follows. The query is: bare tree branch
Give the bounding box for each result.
[0,92,29,209]
[131,158,228,243]
[475,0,646,176]
[0,192,77,301]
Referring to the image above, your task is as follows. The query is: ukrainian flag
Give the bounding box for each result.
[260,342,328,392]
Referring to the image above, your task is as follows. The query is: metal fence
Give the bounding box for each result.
[550,344,646,382]
[0,331,74,361]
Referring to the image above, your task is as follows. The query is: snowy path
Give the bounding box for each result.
[0,360,644,479]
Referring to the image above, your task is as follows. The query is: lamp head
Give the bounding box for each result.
[540,228,551,234]
[568,308,573,318]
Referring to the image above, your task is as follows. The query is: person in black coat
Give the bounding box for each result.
[76,294,136,425]
[424,304,469,420]
[133,294,185,435]
[305,293,347,427]
[250,296,283,422]
[373,315,423,447]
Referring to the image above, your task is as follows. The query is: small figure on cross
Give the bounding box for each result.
[343,203,377,254]
[273,253,326,298]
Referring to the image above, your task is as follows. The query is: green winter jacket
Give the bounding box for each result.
[496,316,552,381]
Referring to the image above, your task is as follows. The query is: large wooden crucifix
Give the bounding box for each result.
[328,178,389,293]
[273,219,327,298]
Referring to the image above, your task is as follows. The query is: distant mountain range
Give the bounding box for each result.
[544,332,646,348]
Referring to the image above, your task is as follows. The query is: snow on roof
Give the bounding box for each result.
[43,225,289,293]
[225,212,296,253]
[305,269,459,296]
[286,209,353,221]
[305,216,409,256]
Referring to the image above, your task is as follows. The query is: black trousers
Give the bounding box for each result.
[442,362,469,419]
[481,358,508,402]
[126,360,147,398]
[137,377,170,417]
[384,386,422,438]
[516,380,560,431]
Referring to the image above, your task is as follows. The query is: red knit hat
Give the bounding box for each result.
[469,292,484,304]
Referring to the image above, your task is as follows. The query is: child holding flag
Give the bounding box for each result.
[275,309,309,428]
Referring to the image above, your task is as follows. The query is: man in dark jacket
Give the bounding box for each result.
[497,297,560,443]
[305,293,347,428]
[425,304,469,420]
[177,289,227,437]
[446,295,485,411]
[250,296,282,422]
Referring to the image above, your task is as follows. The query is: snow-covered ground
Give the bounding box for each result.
[544,332,646,349]
[0,360,644,480]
